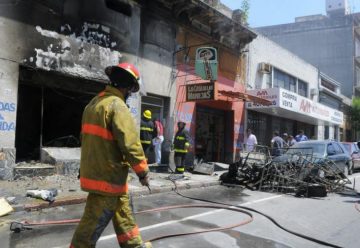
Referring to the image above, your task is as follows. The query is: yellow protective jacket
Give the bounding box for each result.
[80,85,148,196]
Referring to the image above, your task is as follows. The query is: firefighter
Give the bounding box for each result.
[70,63,152,248]
[173,121,190,174]
[140,110,156,159]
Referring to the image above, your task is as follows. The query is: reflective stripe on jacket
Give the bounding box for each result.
[173,128,190,153]
[80,86,148,196]
[140,119,155,144]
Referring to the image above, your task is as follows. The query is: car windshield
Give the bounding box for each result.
[342,143,351,153]
[285,143,326,157]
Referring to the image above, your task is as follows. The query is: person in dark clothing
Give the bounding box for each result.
[173,121,190,174]
[140,110,156,159]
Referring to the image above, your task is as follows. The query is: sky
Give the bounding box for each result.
[221,0,360,27]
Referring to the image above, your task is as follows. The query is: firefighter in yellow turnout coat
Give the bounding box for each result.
[70,63,151,248]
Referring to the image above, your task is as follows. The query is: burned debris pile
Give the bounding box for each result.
[220,146,350,197]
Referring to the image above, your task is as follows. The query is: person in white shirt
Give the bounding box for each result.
[245,128,257,152]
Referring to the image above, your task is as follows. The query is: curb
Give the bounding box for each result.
[20,180,221,212]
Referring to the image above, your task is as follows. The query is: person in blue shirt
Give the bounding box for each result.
[295,130,308,142]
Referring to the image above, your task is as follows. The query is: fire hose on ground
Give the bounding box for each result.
[10,176,345,248]
[10,203,254,242]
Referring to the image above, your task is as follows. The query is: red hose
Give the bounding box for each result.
[18,203,253,242]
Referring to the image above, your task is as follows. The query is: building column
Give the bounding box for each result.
[316,125,325,140]
[329,126,334,140]
[0,59,19,180]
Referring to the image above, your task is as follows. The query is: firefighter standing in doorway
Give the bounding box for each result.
[140,110,156,160]
[70,63,152,248]
[173,121,190,174]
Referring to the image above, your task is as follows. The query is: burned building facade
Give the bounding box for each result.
[0,0,256,179]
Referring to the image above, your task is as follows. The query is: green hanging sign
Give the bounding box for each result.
[195,47,218,81]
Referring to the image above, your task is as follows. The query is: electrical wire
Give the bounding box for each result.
[168,176,343,248]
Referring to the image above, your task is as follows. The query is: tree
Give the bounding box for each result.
[241,0,250,25]
[351,97,360,140]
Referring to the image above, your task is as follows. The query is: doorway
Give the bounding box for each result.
[15,67,102,162]
[195,106,226,162]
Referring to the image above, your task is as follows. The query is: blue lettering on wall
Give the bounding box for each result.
[0,102,16,112]
[0,121,15,131]
[0,102,16,131]
[130,107,138,115]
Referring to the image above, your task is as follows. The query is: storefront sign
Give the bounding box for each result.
[186,83,216,101]
[247,88,343,125]
[195,47,218,80]
[246,88,279,108]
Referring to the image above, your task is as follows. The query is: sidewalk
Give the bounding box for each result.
[0,164,225,213]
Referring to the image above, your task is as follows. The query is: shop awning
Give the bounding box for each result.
[218,90,272,105]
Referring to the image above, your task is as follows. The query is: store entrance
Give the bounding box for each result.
[195,106,227,162]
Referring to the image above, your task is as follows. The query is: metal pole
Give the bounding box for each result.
[40,86,44,150]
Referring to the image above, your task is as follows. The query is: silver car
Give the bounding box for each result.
[275,140,353,176]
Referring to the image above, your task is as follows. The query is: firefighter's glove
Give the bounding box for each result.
[139,175,150,187]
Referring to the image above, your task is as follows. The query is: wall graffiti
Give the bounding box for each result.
[175,110,193,123]
[233,124,244,149]
[0,101,16,132]
[126,94,139,117]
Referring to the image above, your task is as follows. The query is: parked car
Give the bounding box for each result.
[273,140,353,176]
[341,142,360,171]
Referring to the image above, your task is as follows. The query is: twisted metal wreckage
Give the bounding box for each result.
[220,146,351,197]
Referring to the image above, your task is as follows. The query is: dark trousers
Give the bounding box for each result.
[141,143,151,159]
[174,152,186,174]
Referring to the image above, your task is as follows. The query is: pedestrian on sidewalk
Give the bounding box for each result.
[173,121,190,174]
[295,130,308,142]
[287,135,297,147]
[271,131,286,157]
[282,133,289,147]
[245,128,257,152]
[153,118,164,165]
[140,110,156,160]
[70,63,151,248]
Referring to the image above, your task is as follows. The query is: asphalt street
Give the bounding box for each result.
[1,178,360,248]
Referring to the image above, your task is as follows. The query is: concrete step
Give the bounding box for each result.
[41,147,80,175]
[13,163,56,179]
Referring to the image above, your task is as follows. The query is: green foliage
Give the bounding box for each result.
[241,0,250,24]
[351,97,360,127]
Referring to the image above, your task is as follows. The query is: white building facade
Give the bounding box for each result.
[246,35,344,145]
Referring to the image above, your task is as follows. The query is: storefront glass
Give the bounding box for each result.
[247,110,315,146]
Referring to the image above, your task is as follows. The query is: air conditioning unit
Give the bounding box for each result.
[310,88,319,96]
[258,63,271,74]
